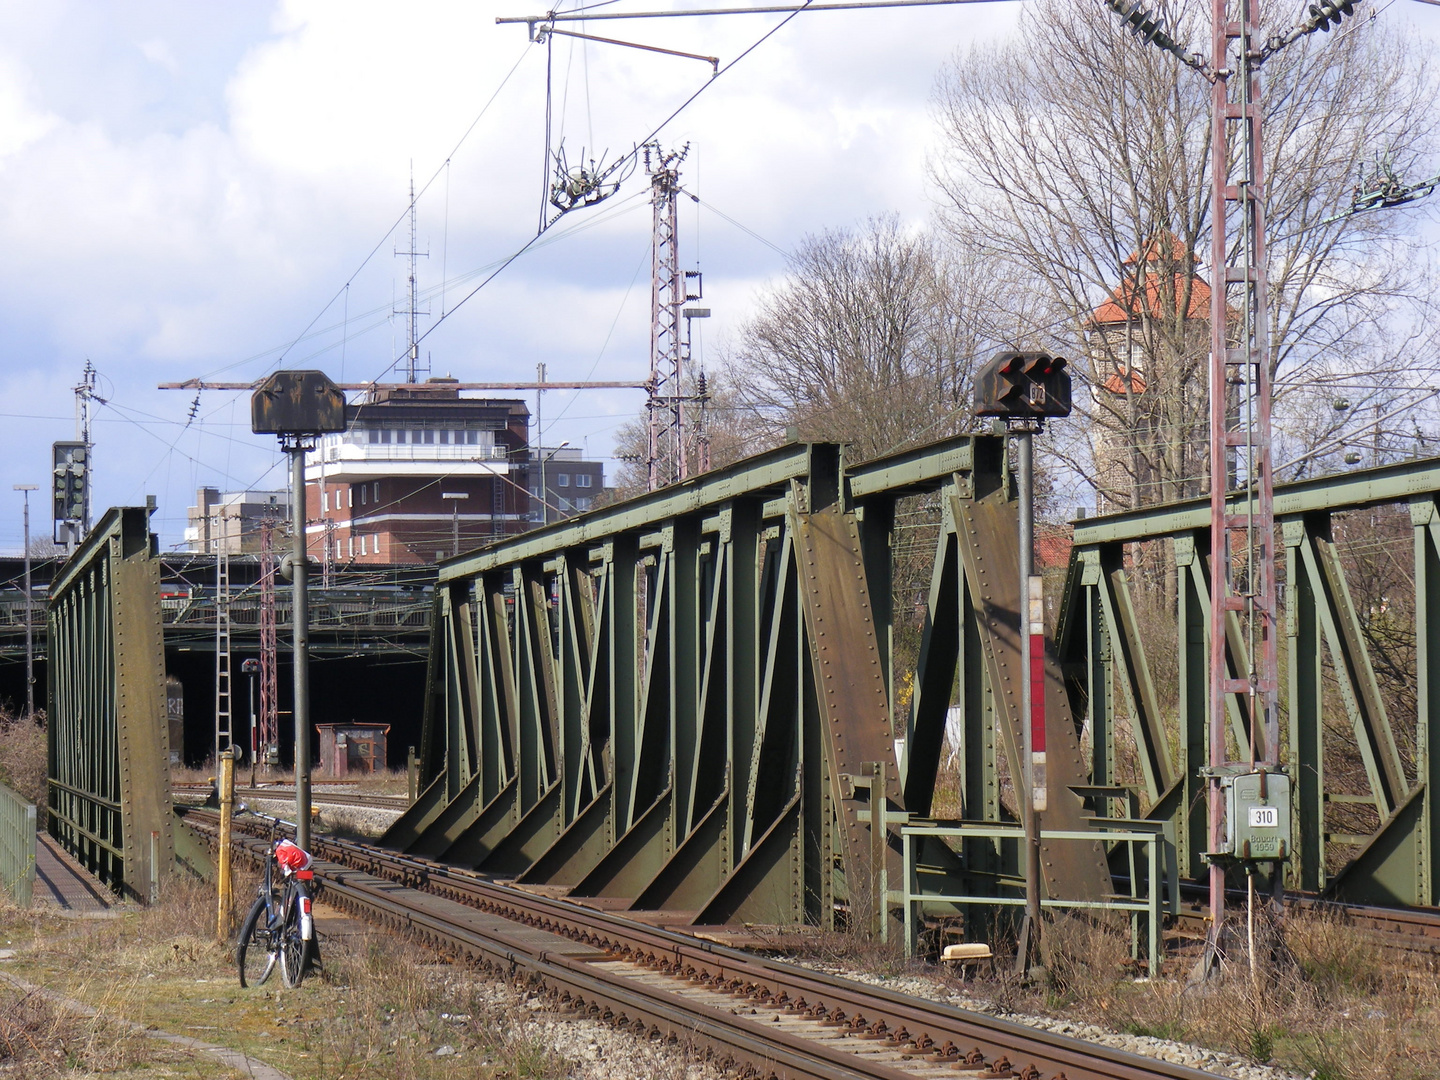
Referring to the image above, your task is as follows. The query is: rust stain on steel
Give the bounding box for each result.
[952,490,1110,904]
[791,503,904,914]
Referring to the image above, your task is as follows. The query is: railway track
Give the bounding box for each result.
[171,785,411,811]
[185,807,1214,1080]
[1157,879,1440,959]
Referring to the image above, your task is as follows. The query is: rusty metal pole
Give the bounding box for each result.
[1206,0,1280,973]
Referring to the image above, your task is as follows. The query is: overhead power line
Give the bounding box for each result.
[497,0,1018,27]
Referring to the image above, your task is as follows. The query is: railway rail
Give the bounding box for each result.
[171,785,411,811]
[185,807,1215,1080]
[1168,890,1440,959]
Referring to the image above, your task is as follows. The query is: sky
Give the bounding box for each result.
[0,0,1437,552]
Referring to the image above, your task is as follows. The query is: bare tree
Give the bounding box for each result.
[931,0,1440,509]
[724,215,1004,464]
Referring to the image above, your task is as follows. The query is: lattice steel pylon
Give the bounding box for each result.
[645,143,695,491]
[1207,0,1279,939]
[259,516,280,770]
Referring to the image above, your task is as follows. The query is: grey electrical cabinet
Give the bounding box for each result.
[1221,769,1291,861]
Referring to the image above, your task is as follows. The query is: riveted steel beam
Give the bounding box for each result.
[47,506,173,902]
[1064,454,1440,906]
[396,436,1114,932]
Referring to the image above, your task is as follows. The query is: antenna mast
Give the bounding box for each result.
[396,165,430,383]
[645,144,702,490]
[73,360,96,538]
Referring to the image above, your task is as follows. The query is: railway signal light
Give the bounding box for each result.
[974,351,1072,420]
[52,441,87,529]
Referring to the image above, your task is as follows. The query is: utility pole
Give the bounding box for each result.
[13,485,36,722]
[644,144,703,491]
[251,369,347,853]
[535,362,546,524]
[1014,425,1045,976]
[259,515,279,771]
[1097,0,1367,978]
[683,306,713,473]
[974,350,1072,975]
[396,165,430,384]
[442,492,469,556]
[74,360,97,539]
[1203,0,1280,972]
[289,444,312,849]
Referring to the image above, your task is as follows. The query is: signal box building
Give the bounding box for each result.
[304,379,532,565]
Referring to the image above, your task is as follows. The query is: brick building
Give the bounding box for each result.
[304,379,532,565]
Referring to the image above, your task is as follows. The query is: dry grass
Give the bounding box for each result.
[1,870,582,1080]
[0,978,222,1077]
[964,908,1440,1080]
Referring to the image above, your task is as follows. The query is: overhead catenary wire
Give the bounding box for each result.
[196,42,535,383]
[359,0,824,389]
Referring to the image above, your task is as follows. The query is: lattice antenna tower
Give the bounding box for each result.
[645,144,703,491]
[395,165,431,383]
[1205,0,1281,935]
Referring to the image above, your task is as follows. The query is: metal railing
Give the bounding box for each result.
[900,819,1177,964]
[0,782,36,907]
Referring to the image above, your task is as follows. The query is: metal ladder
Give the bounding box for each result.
[214,546,232,765]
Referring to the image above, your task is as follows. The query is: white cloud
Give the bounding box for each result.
[0,0,1430,550]
[0,59,57,160]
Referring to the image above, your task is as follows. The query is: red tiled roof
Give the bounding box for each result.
[1091,274,1210,325]
[1100,369,1147,395]
[1091,232,1209,326]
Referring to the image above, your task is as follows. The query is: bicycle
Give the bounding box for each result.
[234,810,316,989]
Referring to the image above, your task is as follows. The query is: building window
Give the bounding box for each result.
[438,430,449,444]
[422,430,434,444]
[360,486,367,506]
[557,474,569,487]
[373,482,380,503]
[373,533,380,555]
[359,535,366,556]
[368,428,380,444]
[381,428,393,444]
[322,491,329,513]
[576,496,592,510]
[348,536,354,557]
[465,430,478,445]
[348,487,353,508]
[576,474,592,488]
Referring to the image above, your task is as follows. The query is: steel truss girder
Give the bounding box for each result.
[392,436,1113,933]
[46,506,173,901]
[1061,457,1440,906]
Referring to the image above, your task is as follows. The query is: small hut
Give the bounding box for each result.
[316,723,390,777]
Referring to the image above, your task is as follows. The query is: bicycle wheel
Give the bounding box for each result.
[278,914,313,988]
[236,896,279,988]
